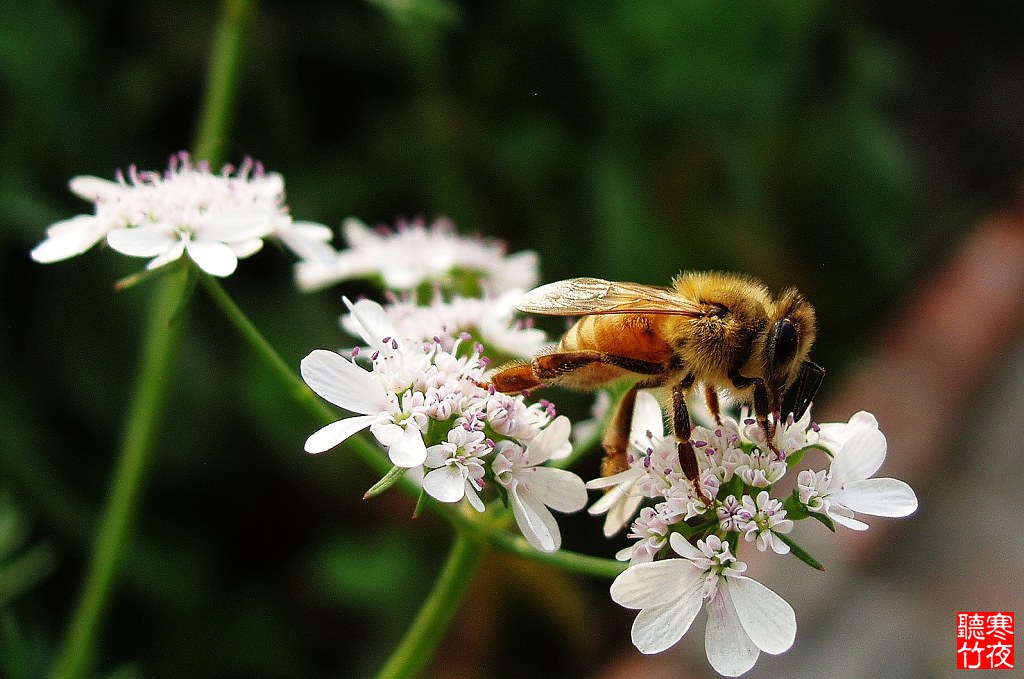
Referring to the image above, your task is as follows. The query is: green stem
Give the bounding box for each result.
[199,275,394,476]
[48,264,192,679]
[485,531,625,579]
[192,0,252,168]
[375,531,484,679]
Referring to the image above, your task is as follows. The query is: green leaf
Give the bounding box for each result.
[411,488,429,519]
[808,508,837,532]
[782,490,810,520]
[776,533,825,571]
[363,465,409,499]
[784,488,837,531]
[726,531,741,556]
[785,445,810,468]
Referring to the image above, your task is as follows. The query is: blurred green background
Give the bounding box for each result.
[3,1,1024,677]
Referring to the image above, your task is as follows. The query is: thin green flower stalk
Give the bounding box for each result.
[48,263,193,679]
[192,0,254,169]
[374,532,483,679]
[47,3,253,677]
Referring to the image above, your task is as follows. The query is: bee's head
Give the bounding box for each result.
[763,289,819,417]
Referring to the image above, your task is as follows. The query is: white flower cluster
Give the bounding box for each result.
[31,153,334,277]
[340,289,547,361]
[295,216,539,295]
[313,215,547,364]
[601,391,918,676]
[302,298,586,552]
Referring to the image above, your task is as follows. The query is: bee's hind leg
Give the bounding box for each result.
[488,359,546,394]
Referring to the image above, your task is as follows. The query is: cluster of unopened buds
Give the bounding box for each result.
[33,155,919,677]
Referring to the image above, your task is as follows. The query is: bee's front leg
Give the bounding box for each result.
[730,369,782,458]
[672,377,711,505]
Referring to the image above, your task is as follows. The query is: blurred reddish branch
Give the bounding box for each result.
[822,185,1024,563]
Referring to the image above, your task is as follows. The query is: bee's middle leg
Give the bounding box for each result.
[752,378,782,457]
[600,383,640,477]
[704,383,723,426]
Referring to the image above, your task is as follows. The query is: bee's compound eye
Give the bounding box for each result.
[770,318,798,367]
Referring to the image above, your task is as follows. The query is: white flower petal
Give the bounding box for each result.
[832,478,918,517]
[187,239,239,277]
[464,485,485,512]
[816,411,879,453]
[145,240,186,270]
[669,532,705,561]
[291,220,334,242]
[847,411,879,428]
[294,258,343,292]
[610,559,703,610]
[279,222,336,263]
[423,444,449,468]
[631,596,703,655]
[615,544,635,562]
[371,423,404,447]
[341,217,375,247]
[605,493,643,537]
[524,467,587,513]
[300,349,388,414]
[304,414,376,454]
[585,468,639,489]
[388,423,427,468]
[509,486,561,552]
[69,175,122,200]
[230,237,265,259]
[630,390,665,443]
[705,587,760,677]
[725,576,796,655]
[830,428,887,486]
[588,485,625,514]
[107,226,176,257]
[31,216,107,262]
[826,508,870,531]
[343,297,397,347]
[203,208,273,241]
[422,465,467,503]
[526,415,572,464]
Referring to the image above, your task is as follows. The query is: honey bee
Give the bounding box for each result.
[488,273,824,503]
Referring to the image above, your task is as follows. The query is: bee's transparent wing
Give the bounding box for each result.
[516,277,703,316]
